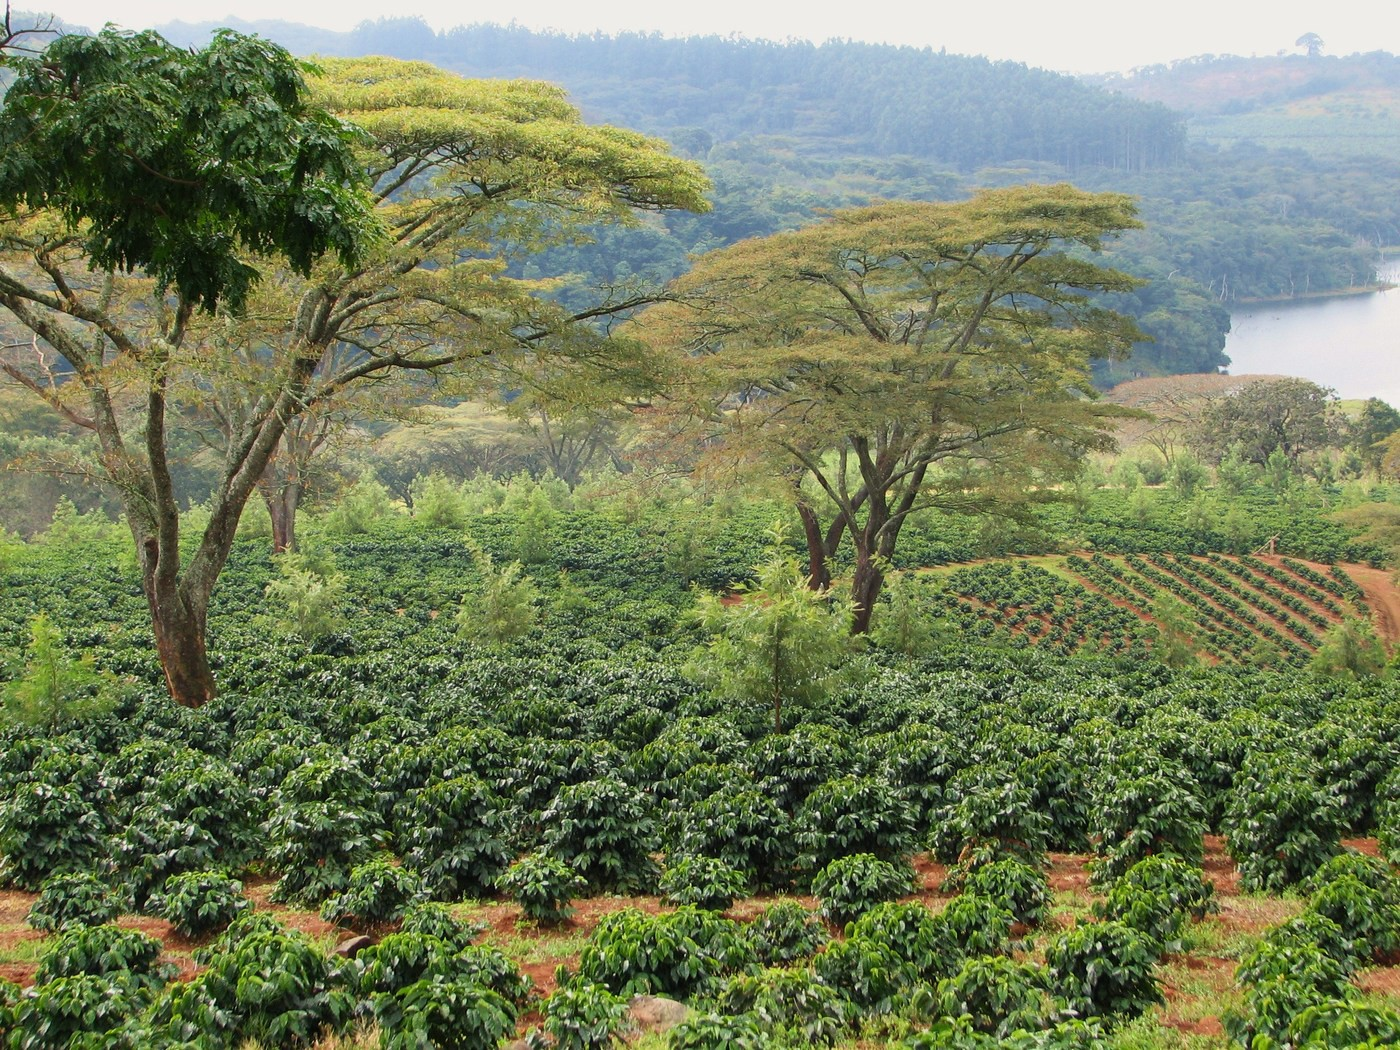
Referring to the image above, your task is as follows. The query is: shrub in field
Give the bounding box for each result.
[937,893,1016,961]
[320,856,430,929]
[667,1011,766,1050]
[1044,920,1162,1023]
[115,758,260,906]
[373,976,517,1050]
[745,899,829,966]
[953,856,1052,929]
[1223,751,1345,892]
[793,774,918,873]
[575,906,755,999]
[26,871,129,932]
[745,724,851,812]
[1087,761,1206,885]
[263,754,385,906]
[353,932,529,1045]
[36,924,173,990]
[659,854,748,911]
[539,980,631,1050]
[1302,849,1400,901]
[846,901,948,983]
[1302,875,1400,964]
[715,966,849,1046]
[1112,855,1217,922]
[810,934,912,1013]
[0,756,111,890]
[399,901,486,951]
[149,870,250,937]
[153,923,354,1048]
[674,784,795,890]
[498,852,588,925]
[811,854,917,925]
[900,1016,1109,1049]
[934,955,1047,1037]
[540,774,659,894]
[929,766,1050,867]
[1281,1000,1400,1047]
[1234,940,1354,994]
[1377,770,1400,866]
[1091,883,1187,954]
[7,974,144,1050]
[386,771,513,900]
[1258,914,1363,973]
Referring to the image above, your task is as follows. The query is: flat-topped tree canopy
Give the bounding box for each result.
[636,184,1145,632]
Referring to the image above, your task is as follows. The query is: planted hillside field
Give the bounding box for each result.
[1,500,1400,1048]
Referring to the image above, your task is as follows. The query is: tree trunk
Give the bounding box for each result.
[796,501,831,591]
[262,479,303,554]
[142,555,217,707]
[850,551,885,636]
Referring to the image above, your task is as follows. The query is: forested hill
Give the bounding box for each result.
[157,18,1184,174]
[29,16,1400,381]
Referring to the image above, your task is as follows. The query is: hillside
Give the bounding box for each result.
[1095,51,1400,160]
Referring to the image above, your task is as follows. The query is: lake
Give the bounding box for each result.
[1222,259,1400,407]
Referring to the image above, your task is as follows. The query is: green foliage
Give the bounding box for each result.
[264,552,349,642]
[1043,920,1162,1023]
[659,854,748,911]
[744,900,829,966]
[689,530,856,732]
[715,966,849,1046]
[793,774,918,873]
[455,551,539,647]
[674,783,795,890]
[666,1011,767,1050]
[1309,617,1388,680]
[1087,758,1206,884]
[955,857,1052,929]
[410,473,469,529]
[153,923,354,1048]
[115,755,261,907]
[1111,855,1217,922]
[7,974,144,1050]
[574,906,754,999]
[1303,875,1400,964]
[498,852,588,925]
[376,976,517,1050]
[0,27,376,312]
[263,754,386,907]
[934,955,1047,1037]
[2,612,112,728]
[0,759,110,891]
[26,872,129,932]
[1091,882,1188,954]
[149,871,250,938]
[1223,750,1345,892]
[322,474,398,537]
[35,923,172,989]
[398,901,486,951]
[539,981,631,1050]
[846,901,948,984]
[809,934,911,1014]
[937,893,1016,961]
[320,855,430,928]
[397,774,513,900]
[810,854,917,925]
[539,774,658,894]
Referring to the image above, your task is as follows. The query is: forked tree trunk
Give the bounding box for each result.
[262,479,303,554]
[146,579,217,707]
[850,552,884,636]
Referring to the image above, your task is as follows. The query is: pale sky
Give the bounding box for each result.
[27,0,1397,76]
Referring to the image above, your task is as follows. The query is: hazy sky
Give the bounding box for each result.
[31,0,1395,75]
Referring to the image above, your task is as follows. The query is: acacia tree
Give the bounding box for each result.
[638,185,1144,632]
[0,36,708,705]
